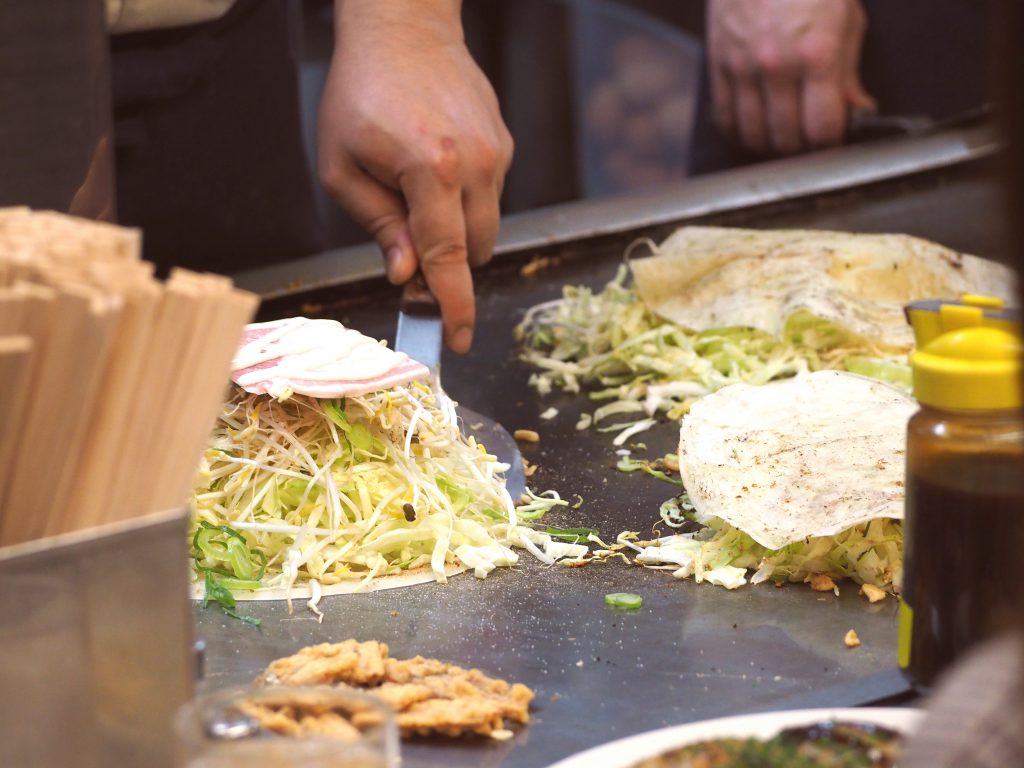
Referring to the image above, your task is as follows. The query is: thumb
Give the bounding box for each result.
[845,79,877,112]
[382,227,418,286]
[320,158,417,284]
[839,11,875,114]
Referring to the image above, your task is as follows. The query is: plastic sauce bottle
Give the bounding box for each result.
[899,296,1024,690]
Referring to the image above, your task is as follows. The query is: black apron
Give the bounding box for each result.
[110,0,326,276]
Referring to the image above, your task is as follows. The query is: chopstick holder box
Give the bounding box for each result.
[0,508,193,768]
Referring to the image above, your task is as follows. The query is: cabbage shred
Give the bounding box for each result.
[637,502,903,592]
[192,383,587,597]
[515,267,910,440]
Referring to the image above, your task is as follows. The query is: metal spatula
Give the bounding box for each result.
[395,274,526,498]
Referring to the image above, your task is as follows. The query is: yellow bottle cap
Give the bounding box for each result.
[911,326,1022,410]
[905,294,1019,347]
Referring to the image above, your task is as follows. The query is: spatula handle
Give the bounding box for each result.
[400,272,439,317]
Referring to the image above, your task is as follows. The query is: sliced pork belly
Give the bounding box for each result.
[232,317,429,399]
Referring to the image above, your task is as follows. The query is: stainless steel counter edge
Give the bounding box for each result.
[232,122,1000,300]
[0,506,189,563]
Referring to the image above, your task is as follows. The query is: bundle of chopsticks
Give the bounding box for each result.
[0,208,259,547]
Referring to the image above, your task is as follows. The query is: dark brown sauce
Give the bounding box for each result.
[902,455,1024,688]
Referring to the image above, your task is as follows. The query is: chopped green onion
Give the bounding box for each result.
[604,592,643,609]
[616,456,683,486]
[543,526,599,543]
[201,571,261,626]
[223,608,262,626]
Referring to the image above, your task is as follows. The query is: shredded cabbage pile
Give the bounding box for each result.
[634,509,903,592]
[515,266,910,445]
[191,383,587,598]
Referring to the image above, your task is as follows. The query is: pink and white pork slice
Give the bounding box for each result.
[232,317,429,399]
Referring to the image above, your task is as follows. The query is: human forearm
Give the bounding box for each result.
[335,0,463,46]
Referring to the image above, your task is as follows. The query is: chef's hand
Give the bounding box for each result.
[707,0,876,156]
[69,135,116,222]
[318,0,513,353]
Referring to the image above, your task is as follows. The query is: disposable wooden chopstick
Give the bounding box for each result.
[0,288,26,335]
[2,284,120,544]
[34,211,141,263]
[50,292,121,539]
[0,206,31,221]
[0,283,56,392]
[0,335,34,544]
[105,280,207,524]
[141,272,242,509]
[64,278,161,531]
[0,284,55,529]
[40,289,122,538]
[140,275,226,512]
[0,209,259,543]
[0,283,65,544]
[146,286,258,515]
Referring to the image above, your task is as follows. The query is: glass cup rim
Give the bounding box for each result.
[175,682,398,761]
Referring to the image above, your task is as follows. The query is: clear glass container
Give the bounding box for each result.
[175,685,398,768]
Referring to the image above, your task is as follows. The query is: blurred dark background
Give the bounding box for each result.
[294,0,993,252]
[0,0,995,266]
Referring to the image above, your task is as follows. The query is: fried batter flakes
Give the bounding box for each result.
[257,640,534,739]
[235,688,378,742]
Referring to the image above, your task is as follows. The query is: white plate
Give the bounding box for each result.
[547,707,922,768]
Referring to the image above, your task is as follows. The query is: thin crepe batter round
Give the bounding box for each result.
[678,370,917,551]
[190,563,468,601]
[632,227,1016,350]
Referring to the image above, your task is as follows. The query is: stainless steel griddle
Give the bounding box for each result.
[198,124,1005,768]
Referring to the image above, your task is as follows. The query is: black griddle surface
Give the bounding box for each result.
[195,159,1004,766]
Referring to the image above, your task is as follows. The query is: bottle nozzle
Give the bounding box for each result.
[905,295,1020,347]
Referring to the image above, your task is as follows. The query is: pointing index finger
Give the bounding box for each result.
[399,142,476,354]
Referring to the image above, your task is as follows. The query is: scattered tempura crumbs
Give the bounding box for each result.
[519,255,561,278]
[662,454,680,472]
[539,407,558,420]
[809,574,839,595]
[561,559,591,568]
[845,629,861,648]
[491,729,514,741]
[514,429,540,443]
[860,583,887,603]
[522,457,538,478]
